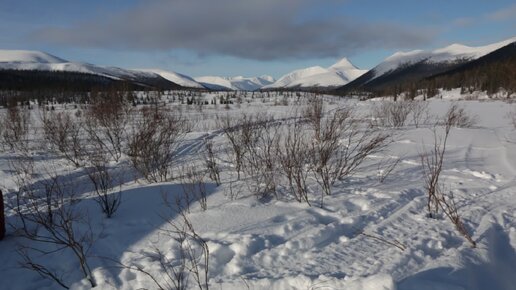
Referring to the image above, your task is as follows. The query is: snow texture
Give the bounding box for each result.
[2,95,516,290]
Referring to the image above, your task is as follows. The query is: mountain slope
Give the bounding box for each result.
[0,49,66,63]
[423,41,516,95]
[0,50,184,90]
[337,37,516,95]
[139,69,205,89]
[263,58,366,89]
[194,75,275,91]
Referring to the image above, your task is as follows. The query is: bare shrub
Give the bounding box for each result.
[111,197,209,290]
[442,103,477,128]
[11,171,97,288]
[160,208,209,290]
[203,139,221,186]
[84,91,132,162]
[377,156,402,183]
[420,128,449,218]
[179,166,208,212]
[420,105,476,247]
[277,117,311,205]
[410,101,430,128]
[85,154,122,218]
[127,107,189,182]
[2,106,31,152]
[371,100,413,128]
[307,103,390,206]
[243,114,281,199]
[217,114,255,180]
[41,110,86,167]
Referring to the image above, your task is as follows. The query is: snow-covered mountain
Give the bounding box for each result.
[0,50,203,89]
[0,49,66,63]
[371,36,516,80]
[263,58,367,89]
[194,75,275,91]
[337,36,516,94]
[138,69,205,89]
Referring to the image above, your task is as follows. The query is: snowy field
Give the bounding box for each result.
[1,92,516,290]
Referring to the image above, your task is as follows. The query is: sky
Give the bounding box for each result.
[0,0,515,78]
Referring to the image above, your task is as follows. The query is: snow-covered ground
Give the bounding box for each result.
[1,94,516,290]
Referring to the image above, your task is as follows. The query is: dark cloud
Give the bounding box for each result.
[34,0,435,60]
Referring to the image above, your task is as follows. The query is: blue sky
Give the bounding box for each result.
[1,0,515,78]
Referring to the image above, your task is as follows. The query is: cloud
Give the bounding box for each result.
[486,4,516,21]
[452,17,474,28]
[34,0,434,60]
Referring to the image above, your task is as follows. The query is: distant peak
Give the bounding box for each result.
[259,75,275,81]
[330,57,358,69]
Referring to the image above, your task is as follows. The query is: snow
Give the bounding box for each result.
[2,94,516,289]
[138,68,205,88]
[0,49,67,63]
[0,49,199,87]
[194,75,275,91]
[371,36,516,80]
[264,58,367,89]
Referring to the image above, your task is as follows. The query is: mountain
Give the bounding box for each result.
[422,41,516,95]
[336,37,516,95]
[0,50,66,63]
[138,69,205,89]
[0,50,190,90]
[263,58,367,90]
[194,75,275,91]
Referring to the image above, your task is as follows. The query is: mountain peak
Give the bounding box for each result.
[330,57,358,70]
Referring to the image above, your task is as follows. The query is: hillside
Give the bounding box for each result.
[0,50,185,91]
[336,37,516,97]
